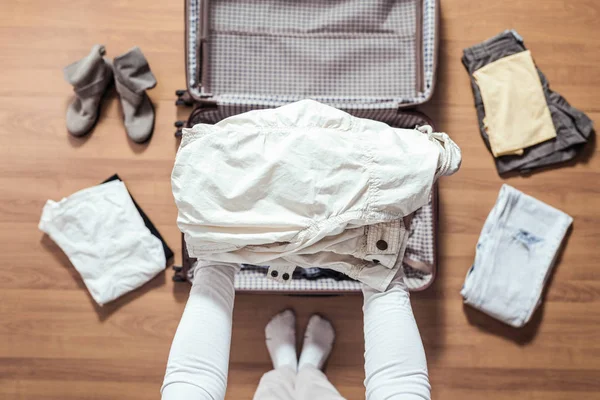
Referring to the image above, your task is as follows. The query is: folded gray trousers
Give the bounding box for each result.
[462,30,594,175]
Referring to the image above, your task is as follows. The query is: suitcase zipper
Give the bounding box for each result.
[199,0,210,95]
[186,0,215,102]
[415,0,424,94]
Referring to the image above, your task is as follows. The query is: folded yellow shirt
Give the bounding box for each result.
[473,50,556,157]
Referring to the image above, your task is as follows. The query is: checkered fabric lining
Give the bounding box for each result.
[209,0,416,100]
[186,0,437,108]
[188,104,430,129]
[235,269,364,292]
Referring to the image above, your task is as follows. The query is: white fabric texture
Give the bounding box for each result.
[172,100,460,291]
[363,272,431,400]
[253,365,346,400]
[265,309,298,371]
[298,315,335,370]
[162,262,240,400]
[162,261,431,400]
[461,184,573,328]
[38,180,166,306]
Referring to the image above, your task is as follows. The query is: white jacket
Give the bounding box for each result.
[172,100,460,291]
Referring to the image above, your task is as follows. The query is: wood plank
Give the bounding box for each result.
[1,0,599,399]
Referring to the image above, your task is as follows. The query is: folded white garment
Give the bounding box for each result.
[172,99,461,291]
[461,184,572,327]
[39,180,166,306]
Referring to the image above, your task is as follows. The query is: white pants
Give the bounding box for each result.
[253,365,345,400]
[162,262,430,400]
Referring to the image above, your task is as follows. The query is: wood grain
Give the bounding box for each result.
[1,0,599,398]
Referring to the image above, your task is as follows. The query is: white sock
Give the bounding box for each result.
[265,309,297,371]
[298,315,335,370]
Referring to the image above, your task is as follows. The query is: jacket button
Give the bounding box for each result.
[376,240,388,250]
[282,273,290,280]
[271,270,278,278]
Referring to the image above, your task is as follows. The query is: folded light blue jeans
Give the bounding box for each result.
[461,184,572,327]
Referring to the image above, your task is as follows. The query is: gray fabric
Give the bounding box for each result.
[113,47,157,143]
[186,0,439,109]
[63,44,113,136]
[462,30,594,175]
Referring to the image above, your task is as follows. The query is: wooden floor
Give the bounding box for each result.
[1,0,599,398]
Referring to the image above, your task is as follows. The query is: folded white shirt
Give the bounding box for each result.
[461,184,573,327]
[39,180,166,306]
[172,100,461,291]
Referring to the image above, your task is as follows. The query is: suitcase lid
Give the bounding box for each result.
[185,0,439,110]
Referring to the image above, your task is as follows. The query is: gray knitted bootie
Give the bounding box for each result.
[63,45,113,136]
[113,47,157,143]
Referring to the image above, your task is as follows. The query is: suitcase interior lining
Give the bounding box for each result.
[181,0,440,292]
[186,0,438,109]
[208,0,417,99]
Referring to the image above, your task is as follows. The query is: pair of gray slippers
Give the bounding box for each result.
[64,45,156,143]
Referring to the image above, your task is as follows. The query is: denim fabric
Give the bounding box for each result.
[461,185,572,327]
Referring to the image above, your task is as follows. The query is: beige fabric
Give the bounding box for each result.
[174,100,461,292]
[253,366,346,400]
[473,50,556,157]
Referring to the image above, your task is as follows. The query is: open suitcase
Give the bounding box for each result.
[173,0,440,293]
